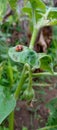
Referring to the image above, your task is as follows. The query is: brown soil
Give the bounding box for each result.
[14,85,57,130]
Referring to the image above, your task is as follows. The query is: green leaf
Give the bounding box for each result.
[22,127,28,130]
[8,45,39,68]
[0,86,16,124]
[53,26,57,37]
[39,54,53,73]
[8,46,53,72]
[22,0,46,22]
[49,19,57,26]
[8,0,17,10]
[47,97,57,107]
[48,7,57,19]
[29,0,46,11]
[22,6,32,18]
[0,0,7,21]
[0,126,9,130]
[0,63,3,78]
[46,97,57,127]
[22,1,32,13]
[22,7,32,15]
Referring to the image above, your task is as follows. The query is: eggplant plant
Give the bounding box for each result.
[0,0,57,130]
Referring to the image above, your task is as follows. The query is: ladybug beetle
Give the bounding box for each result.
[15,45,23,52]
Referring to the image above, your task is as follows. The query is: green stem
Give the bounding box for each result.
[9,111,14,130]
[29,27,38,49]
[7,58,14,88]
[32,72,57,77]
[33,82,51,87]
[14,64,28,100]
[28,65,32,90]
[44,7,51,19]
[9,64,28,130]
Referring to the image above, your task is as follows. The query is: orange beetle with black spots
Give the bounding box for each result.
[15,45,23,52]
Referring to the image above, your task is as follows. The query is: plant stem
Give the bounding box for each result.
[44,7,51,19]
[32,72,57,77]
[9,64,28,130]
[32,82,51,87]
[29,27,38,49]
[9,111,14,130]
[7,58,14,88]
[14,64,28,100]
[28,65,32,90]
